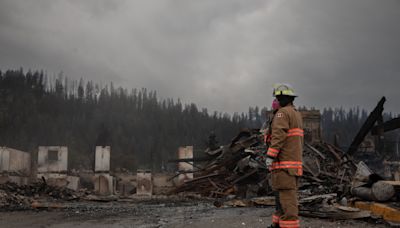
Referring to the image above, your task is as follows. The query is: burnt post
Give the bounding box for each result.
[346,97,386,156]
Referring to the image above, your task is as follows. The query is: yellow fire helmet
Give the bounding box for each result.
[272,83,297,97]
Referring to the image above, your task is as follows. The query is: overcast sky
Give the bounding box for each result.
[0,0,399,114]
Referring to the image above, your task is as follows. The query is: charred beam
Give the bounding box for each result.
[346,97,386,156]
[371,117,400,135]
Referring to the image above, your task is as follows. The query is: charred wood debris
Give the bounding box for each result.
[170,128,364,218]
[0,178,86,211]
[171,97,400,220]
[171,129,353,198]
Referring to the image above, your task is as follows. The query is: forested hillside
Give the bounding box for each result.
[0,69,398,171]
[321,106,398,151]
[0,69,248,171]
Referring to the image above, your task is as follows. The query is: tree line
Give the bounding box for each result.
[0,69,247,171]
[0,69,398,171]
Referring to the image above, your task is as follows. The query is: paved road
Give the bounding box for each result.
[0,202,387,228]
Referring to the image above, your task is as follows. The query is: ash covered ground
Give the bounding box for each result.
[0,199,386,228]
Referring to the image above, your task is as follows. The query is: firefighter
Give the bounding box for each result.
[266,83,303,228]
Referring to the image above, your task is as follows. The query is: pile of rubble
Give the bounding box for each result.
[171,129,353,199]
[301,142,355,196]
[0,180,82,210]
[171,127,400,221]
[171,97,400,223]
[171,129,268,198]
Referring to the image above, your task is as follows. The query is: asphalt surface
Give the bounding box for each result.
[0,201,388,228]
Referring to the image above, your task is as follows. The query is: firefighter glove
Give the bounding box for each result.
[265,157,274,168]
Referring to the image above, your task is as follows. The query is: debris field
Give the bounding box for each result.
[1,96,400,227]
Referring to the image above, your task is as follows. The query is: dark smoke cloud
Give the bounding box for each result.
[0,0,399,114]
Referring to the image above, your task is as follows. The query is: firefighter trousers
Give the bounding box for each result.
[271,169,299,228]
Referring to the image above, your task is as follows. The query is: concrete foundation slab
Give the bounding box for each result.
[94,174,115,196]
[137,170,152,196]
[117,181,136,196]
[95,146,110,172]
[0,147,31,175]
[178,146,193,184]
[66,176,80,191]
[37,146,68,173]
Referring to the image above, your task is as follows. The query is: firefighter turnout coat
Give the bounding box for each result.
[267,104,304,179]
